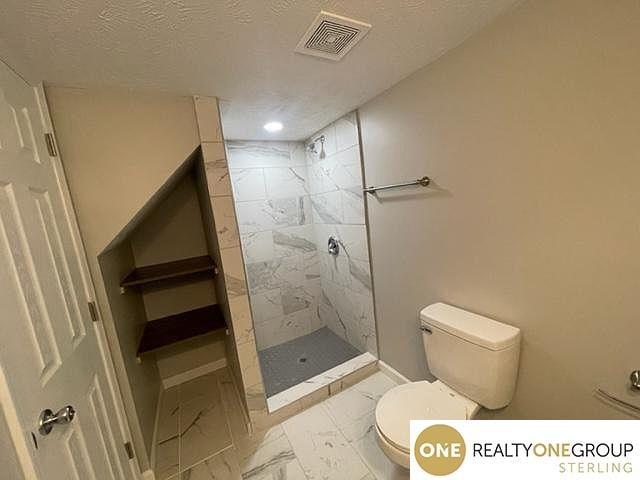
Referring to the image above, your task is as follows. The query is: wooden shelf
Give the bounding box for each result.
[120,255,217,290]
[137,304,226,357]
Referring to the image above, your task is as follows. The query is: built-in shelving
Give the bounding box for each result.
[136,304,226,358]
[120,255,217,291]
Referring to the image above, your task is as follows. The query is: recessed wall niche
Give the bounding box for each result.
[98,148,228,455]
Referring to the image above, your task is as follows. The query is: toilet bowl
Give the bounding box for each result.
[375,380,480,468]
[375,303,521,469]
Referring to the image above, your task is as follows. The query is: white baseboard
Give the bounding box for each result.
[378,360,411,384]
[161,358,227,389]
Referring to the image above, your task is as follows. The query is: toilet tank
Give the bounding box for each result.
[420,303,521,410]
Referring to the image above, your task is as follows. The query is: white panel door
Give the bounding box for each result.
[0,61,136,479]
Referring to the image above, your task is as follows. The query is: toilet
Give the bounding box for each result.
[375,302,521,468]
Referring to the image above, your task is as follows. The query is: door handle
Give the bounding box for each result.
[38,405,75,436]
[631,371,640,390]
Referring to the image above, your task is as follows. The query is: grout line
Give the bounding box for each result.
[219,370,250,443]
[279,417,312,480]
[216,371,238,447]
[176,372,236,474]
[150,386,163,477]
[320,390,378,480]
[180,444,235,475]
[282,397,374,480]
[177,383,182,477]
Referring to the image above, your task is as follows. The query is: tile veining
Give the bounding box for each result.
[228,141,323,351]
[227,112,376,362]
[157,368,403,480]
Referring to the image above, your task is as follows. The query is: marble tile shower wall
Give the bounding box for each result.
[227,112,376,357]
[226,141,323,350]
[194,96,266,418]
[306,113,377,355]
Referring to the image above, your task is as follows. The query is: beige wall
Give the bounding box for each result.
[98,241,160,460]
[130,173,208,267]
[130,172,216,320]
[46,87,201,470]
[359,0,639,419]
[129,172,225,380]
[46,87,200,256]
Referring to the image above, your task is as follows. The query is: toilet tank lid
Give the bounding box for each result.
[420,303,520,351]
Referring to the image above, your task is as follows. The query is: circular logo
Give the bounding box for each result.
[414,424,466,476]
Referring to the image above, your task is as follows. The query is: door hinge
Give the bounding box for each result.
[44,133,58,157]
[124,441,135,460]
[88,301,100,322]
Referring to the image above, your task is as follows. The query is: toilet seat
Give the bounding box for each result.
[375,381,476,457]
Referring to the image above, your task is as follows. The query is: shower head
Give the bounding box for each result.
[307,135,326,159]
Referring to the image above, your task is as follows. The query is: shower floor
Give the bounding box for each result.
[259,327,361,397]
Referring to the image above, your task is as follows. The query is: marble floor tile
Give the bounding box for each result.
[323,372,397,427]
[180,381,233,471]
[238,425,306,480]
[155,368,403,480]
[156,435,179,480]
[334,409,409,480]
[235,424,286,460]
[157,386,180,443]
[182,448,242,480]
[282,404,370,480]
[216,369,249,444]
[180,373,219,405]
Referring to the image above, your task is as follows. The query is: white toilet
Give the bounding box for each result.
[375,302,521,468]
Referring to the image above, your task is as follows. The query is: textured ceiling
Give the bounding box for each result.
[0,0,520,140]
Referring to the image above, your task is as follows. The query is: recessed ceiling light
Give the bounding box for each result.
[264,121,283,133]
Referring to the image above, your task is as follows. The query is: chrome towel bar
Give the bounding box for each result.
[363,176,430,194]
[594,387,640,418]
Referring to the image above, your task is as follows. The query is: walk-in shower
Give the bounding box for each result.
[225,112,377,408]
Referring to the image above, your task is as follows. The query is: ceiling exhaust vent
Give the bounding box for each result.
[295,11,371,61]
